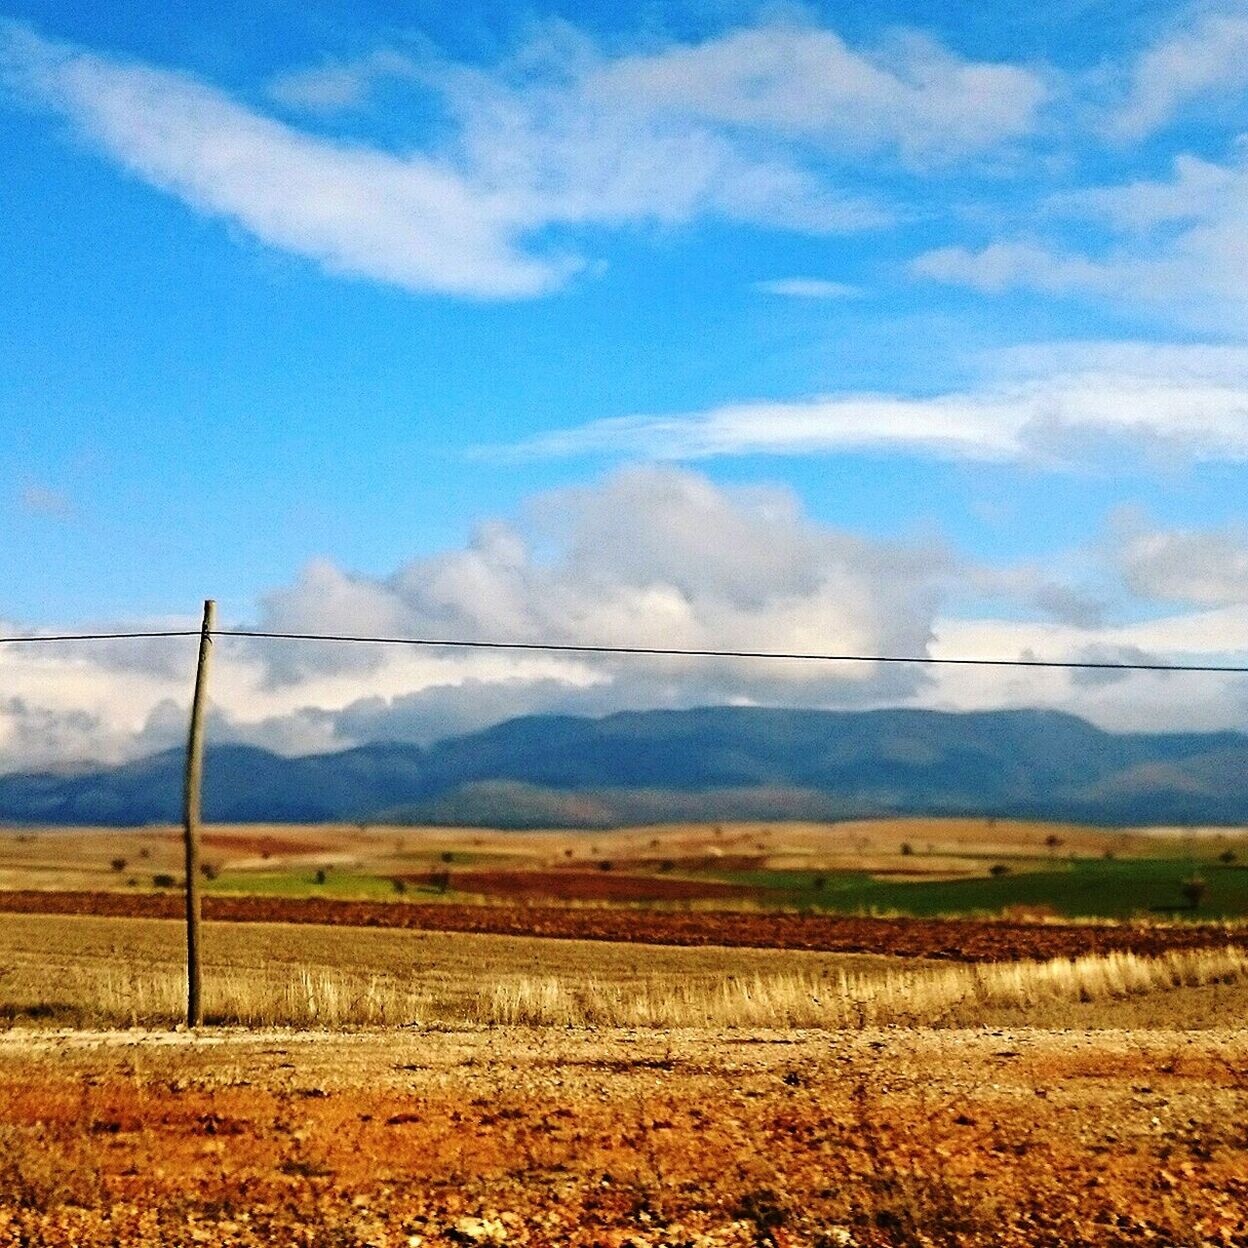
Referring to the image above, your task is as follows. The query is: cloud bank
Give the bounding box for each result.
[3,467,1248,773]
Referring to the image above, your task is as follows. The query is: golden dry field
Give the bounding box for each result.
[3,824,1248,1245]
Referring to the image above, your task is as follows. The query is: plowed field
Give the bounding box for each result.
[0,889,1242,961]
[400,869,763,902]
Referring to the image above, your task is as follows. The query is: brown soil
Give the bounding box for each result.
[199,833,331,858]
[401,869,764,902]
[0,889,1243,962]
[0,1027,1245,1247]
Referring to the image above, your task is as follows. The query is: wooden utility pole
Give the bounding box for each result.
[183,599,215,1028]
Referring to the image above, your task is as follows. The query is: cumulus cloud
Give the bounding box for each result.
[0,468,955,770]
[495,343,1248,467]
[4,468,1248,770]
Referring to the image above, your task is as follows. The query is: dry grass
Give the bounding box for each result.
[13,942,1247,1030]
[484,946,1248,1028]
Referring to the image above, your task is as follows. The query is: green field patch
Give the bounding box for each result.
[206,870,434,901]
[715,859,1248,920]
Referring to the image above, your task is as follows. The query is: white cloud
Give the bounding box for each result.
[1,15,1051,299]
[1113,515,1248,607]
[911,241,1119,296]
[1108,9,1248,140]
[0,21,570,299]
[0,468,952,770]
[1048,153,1239,231]
[584,23,1047,165]
[915,150,1248,317]
[267,49,418,113]
[753,278,862,298]
[5,468,1248,769]
[496,344,1248,466]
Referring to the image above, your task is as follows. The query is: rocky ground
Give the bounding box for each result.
[1,1025,1246,1246]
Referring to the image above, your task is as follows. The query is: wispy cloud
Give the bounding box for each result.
[753,278,862,299]
[18,483,73,519]
[581,22,1049,166]
[1107,8,1248,141]
[0,15,1053,300]
[491,344,1248,467]
[912,146,1248,320]
[0,21,578,299]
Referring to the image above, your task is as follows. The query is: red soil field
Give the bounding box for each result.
[401,869,763,902]
[0,889,1243,962]
[198,833,331,857]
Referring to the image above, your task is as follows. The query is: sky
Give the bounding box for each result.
[3,0,1248,769]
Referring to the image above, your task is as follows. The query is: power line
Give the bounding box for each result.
[1,625,1246,674]
[0,630,199,644]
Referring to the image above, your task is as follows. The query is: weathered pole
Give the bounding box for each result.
[183,599,215,1028]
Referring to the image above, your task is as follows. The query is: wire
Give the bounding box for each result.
[0,630,199,644]
[214,628,1248,674]
[1,625,1246,674]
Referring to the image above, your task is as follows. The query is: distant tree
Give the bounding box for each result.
[599,860,613,872]
[152,873,176,888]
[564,848,574,859]
[110,857,127,873]
[429,870,450,894]
[200,862,219,881]
[1044,834,1064,857]
[391,877,407,895]
[989,863,1011,878]
[899,843,914,857]
[658,860,675,873]
[313,868,327,885]
[1219,849,1237,865]
[812,876,827,891]
[1181,875,1208,910]
[441,851,454,864]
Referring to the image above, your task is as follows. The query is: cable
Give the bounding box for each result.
[1,625,1246,674]
[216,628,1247,673]
[0,630,199,644]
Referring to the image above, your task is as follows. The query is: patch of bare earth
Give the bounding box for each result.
[0,1027,1246,1246]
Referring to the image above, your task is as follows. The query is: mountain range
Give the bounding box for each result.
[2,706,1247,827]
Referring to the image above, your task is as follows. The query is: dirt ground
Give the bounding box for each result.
[0,1025,1245,1247]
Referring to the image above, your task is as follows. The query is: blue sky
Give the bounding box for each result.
[3,0,1248,763]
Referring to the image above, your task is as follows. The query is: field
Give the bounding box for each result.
[3,820,1248,1244]
[4,816,1248,920]
[0,914,1247,1246]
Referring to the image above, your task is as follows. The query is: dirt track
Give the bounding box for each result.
[0,889,1242,961]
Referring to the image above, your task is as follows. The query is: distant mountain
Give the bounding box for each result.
[2,707,1247,827]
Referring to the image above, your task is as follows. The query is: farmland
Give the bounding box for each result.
[3,816,1248,920]
[2,818,1248,1245]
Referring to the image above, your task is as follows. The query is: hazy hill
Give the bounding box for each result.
[1,706,1246,827]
